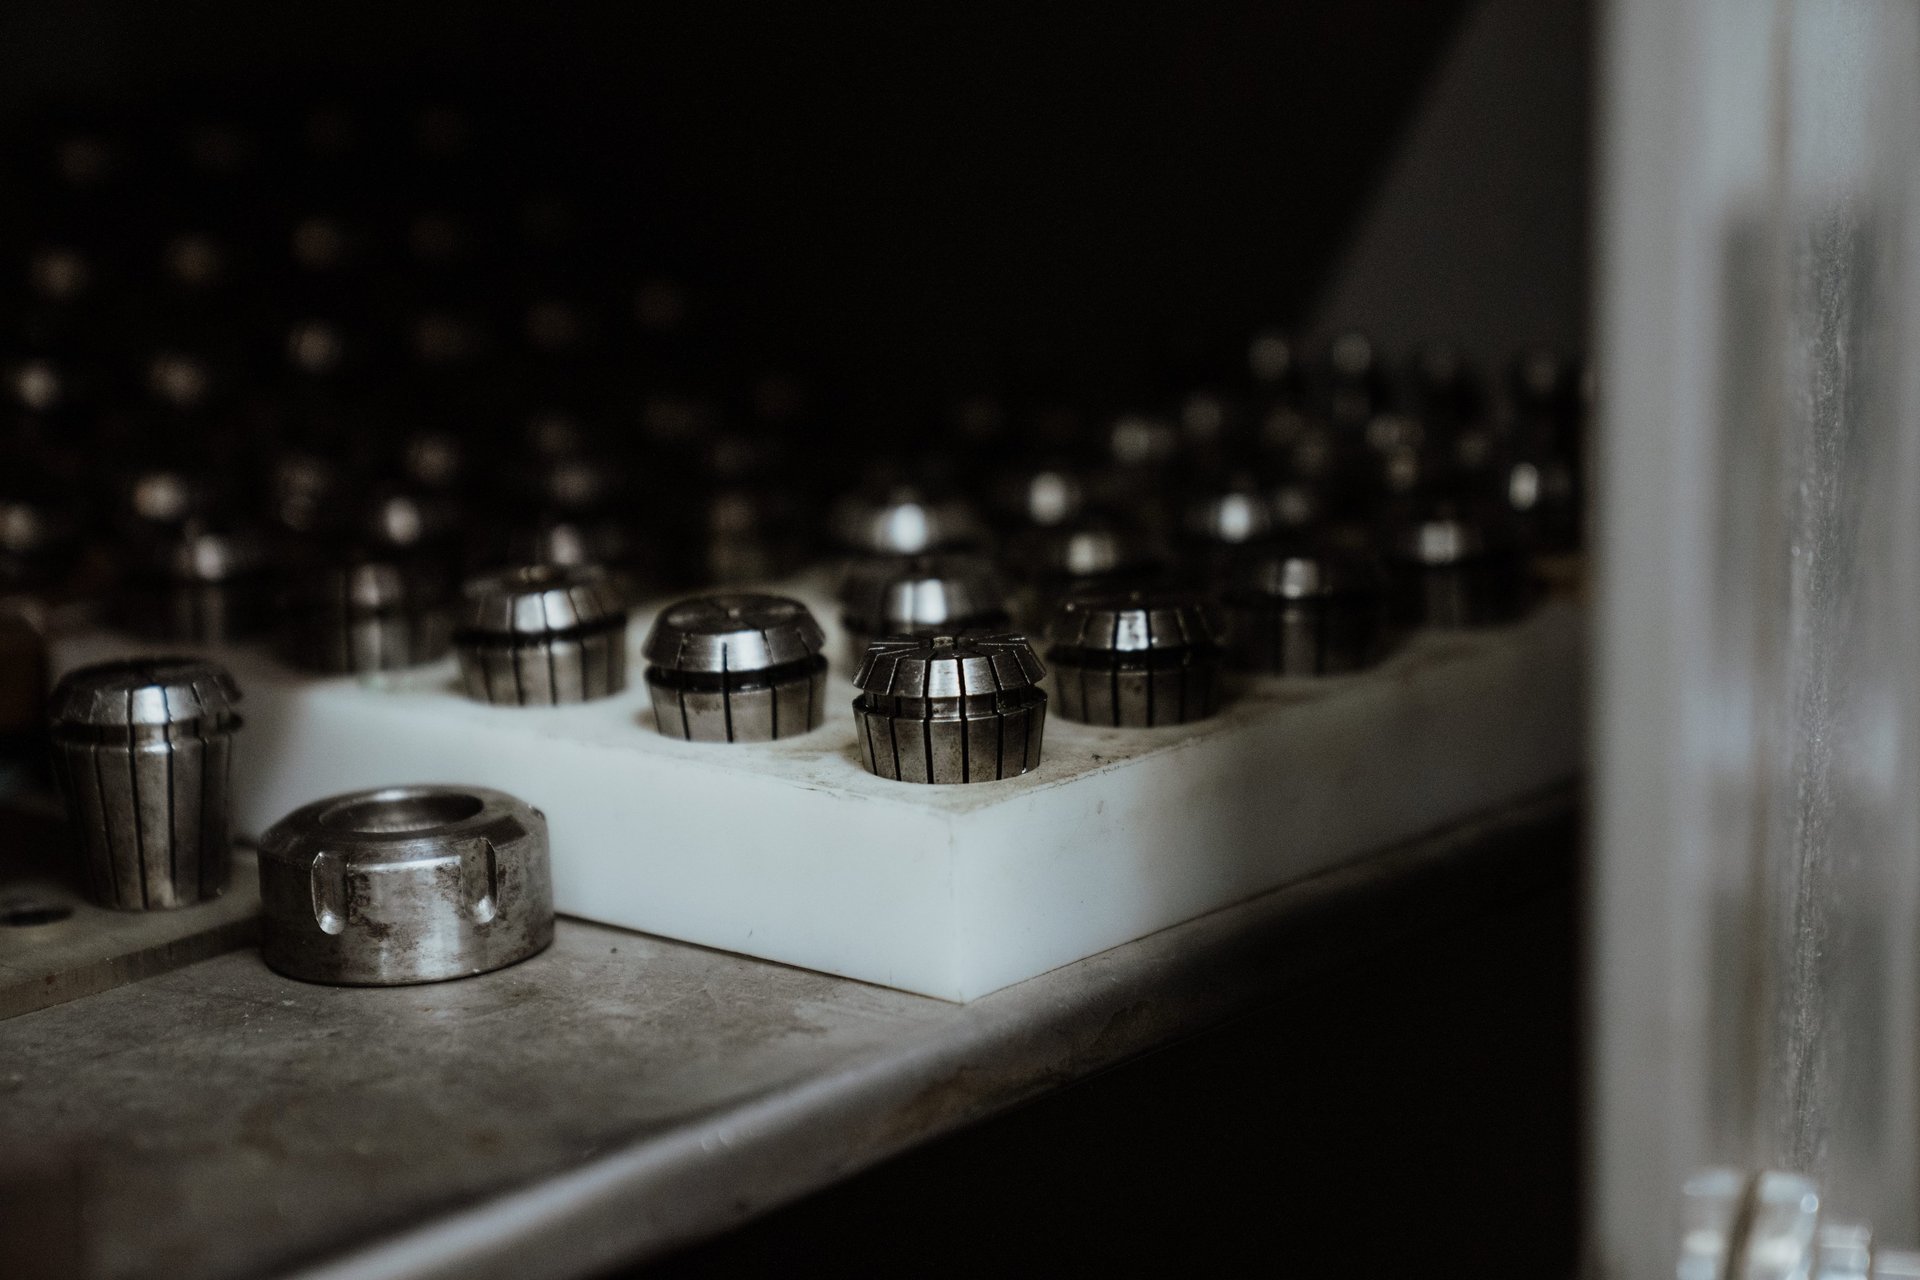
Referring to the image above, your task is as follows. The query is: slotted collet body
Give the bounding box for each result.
[1046,591,1222,727]
[642,593,829,742]
[852,630,1047,784]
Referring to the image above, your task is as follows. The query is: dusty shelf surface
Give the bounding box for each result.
[0,787,1574,1280]
[0,801,259,1021]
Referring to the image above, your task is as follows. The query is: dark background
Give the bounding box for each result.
[0,2,1484,400]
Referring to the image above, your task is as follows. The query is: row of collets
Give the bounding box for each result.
[368,536,1538,784]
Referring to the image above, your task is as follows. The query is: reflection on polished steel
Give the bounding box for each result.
[852,631,1047,784]
[1047,590,1223,727]
[1222,548,1394,676]
[1180,477,1279,583]
[454,564,628,705]
[501,517,625,571]
[1501,447,1582,554]
[279,560,452,675]
[358,487,461,563]
[257,784,553,986]
[117,523,272,643]
[1013,517,1168,585]
[992,464,1088,528]
[1182,480,1275,549]
[121,466,221,531]
[499,515,654,605]
[48,657,241,910]
[1389,508,1534,629]
[1005,515,1173,635]
[836,552,1010,669]
[642,593,828,742]
[830,483,984,556]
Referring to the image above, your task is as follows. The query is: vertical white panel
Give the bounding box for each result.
[1594,0,1920,1269]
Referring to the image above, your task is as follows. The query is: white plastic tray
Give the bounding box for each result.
[51,583,1583,1000]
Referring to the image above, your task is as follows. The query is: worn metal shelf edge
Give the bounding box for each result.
[276,788,1576,1280]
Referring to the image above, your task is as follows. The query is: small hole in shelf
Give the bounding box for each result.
[0,900,73,927]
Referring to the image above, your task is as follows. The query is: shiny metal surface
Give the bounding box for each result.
[1010,516,1168,583]
[1046,590,1223,727]
[641,593,829,742]
[454,565,628,705]
[278,560,452,675]
[1181,477,1276,569]
[830,483,984,555]
[1222,548,1394,676]
[851,631,1046,784]
[992,463,1088,528]
[117,524,272,643]
[257,784,554,986]
[1501,446,1582,554]
[47,657,242,910]
[1389,510,1533,629]
[1005,515,1173,634]
[836,552,1010,668]
[357,487,462,566]
[118,467,222,533]
[496,517,652,605]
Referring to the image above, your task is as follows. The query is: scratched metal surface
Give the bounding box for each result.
[0,790,1571,1280]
